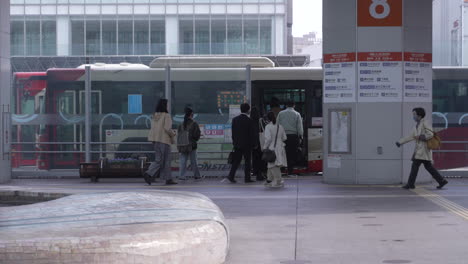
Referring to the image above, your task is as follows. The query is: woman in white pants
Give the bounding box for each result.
[263,111,287,187]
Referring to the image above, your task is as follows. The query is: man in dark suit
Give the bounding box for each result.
[227,103,256,183]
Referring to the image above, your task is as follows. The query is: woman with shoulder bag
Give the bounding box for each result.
[144,99,177,185]
[263,111,287,187]
[177,107,202,181]
[251,107,267,181]
[396,107,448,189]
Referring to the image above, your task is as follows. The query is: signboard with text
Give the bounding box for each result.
[358,52,402,102]
[323,53,357,103]
[403,52,432,102]
[357,0,402,27]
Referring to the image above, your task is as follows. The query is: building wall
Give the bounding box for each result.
[432,0,462,66]
[10,0,291,56]
[1,0,11,183]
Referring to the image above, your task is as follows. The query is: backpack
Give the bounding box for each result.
[177,123,193,153]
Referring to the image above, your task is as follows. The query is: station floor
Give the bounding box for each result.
[1,176,468,264]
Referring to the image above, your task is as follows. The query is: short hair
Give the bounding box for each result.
[412,107,426,118]
[286,100,295,107]
[267,111,276,125]
[240,103,250,114]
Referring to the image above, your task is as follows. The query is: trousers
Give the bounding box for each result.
[407,159,445,186]
[146,142,173,180]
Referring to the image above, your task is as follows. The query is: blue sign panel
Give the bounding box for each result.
[128,94,142,114]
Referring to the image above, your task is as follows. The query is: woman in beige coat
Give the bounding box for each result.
[396,107,448,189]
[263,111,287,188]
[144,99,177,185]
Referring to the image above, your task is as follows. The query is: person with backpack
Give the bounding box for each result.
[144,99,177,185]
[177,107,202,181]
[396,107,448,189]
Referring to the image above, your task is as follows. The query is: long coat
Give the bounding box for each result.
[264,123,288,168]
[231,114,256,150]
[398,118,434,161]
[148,112,175,145]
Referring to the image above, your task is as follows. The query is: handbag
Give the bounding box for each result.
[262,124,280,163]
[425,127,441,150]
[258,118,266,150]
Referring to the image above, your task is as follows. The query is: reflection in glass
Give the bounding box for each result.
[179,19,194,55]
[172,81,246,126]
[227,17,242,55]
[11,21,24,56]
[86,20,100,55]
[102,20,117,55]
[118,20,133,55]
[211,18,226,55]
[150,20,165,55]
[26,21,40,56]
[244,18,259,54]
[260,18,272,54]
[195,19,210,55]
[135,20,149,55]
[42,20,57,55]
[71,20,85,55]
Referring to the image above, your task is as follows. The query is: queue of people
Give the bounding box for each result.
[142,98,304,187]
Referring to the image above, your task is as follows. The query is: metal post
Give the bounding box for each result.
[246,64,252,104]
[85,66,91,162]
[165,65,171,112]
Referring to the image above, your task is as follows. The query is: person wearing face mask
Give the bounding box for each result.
[396,107,448,189]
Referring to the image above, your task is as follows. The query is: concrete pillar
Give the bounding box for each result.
[323,0,433,184]
[165,16,179,55]
[0,0,11,183]
[57,16,70,56]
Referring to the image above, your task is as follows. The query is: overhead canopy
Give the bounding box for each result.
[149,56,276,68]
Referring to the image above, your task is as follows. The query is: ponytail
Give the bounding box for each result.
[183,107,193,129]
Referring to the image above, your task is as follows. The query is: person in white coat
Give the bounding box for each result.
[396,107,448,189]
[263,111,287,187]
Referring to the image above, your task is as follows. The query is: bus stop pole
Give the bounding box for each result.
[85,66,91,163]
[165,65,171,112]
[246,64,252,104]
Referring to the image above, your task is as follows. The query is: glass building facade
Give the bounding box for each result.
[10,0,291,56]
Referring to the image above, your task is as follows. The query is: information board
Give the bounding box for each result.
[323,53,357,103]
[403,52,432,102]
[358,52,403,102]
[217,91,245,109]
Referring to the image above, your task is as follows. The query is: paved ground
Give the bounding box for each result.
[1,176,468,264]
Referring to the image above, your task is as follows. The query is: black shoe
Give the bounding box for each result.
[402,184,415,189]
[227,177,237,183]
[437,180,448,189]
[143,173,152,186]
[245,179,255,183]
[165,179,178,185]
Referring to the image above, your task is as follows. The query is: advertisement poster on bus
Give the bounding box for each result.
[323,53,356,103]
[403,53,432,102]
[358,52,402,102]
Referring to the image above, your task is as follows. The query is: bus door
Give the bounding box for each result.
[252,80,323,173]
[50,90,78,169]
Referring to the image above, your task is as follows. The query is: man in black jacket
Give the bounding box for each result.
[227,103,256,183]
